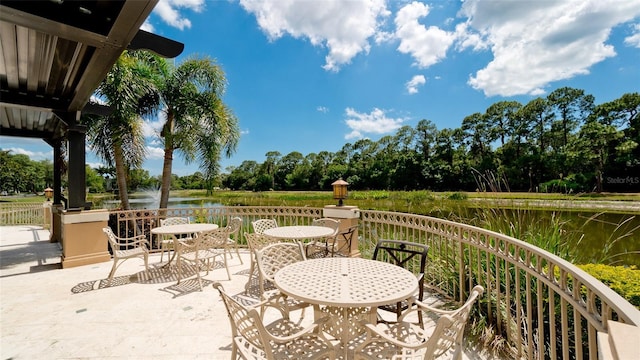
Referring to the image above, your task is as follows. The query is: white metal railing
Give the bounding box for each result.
[107,206,323,249]
[0,203,45,226]
[107,206,640,359]
[359,210,640,360]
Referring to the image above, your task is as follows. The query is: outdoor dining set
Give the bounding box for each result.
[102,217,484,359]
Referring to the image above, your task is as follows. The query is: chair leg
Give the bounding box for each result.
[107,259,118,280]
[222,254,231,280]
[176,258,182,284]
[245,260,256,291]
[233,243,243,264]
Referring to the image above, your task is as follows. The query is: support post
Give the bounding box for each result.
[323,205,361,257]
[61,210,111,268]
[66,122,89,210]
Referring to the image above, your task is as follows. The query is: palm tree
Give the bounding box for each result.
[149,55,239,209]
[85,51,159,209]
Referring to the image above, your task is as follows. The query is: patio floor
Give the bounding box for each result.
[0,225,490,359]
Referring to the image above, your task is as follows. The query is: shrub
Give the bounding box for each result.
[448,192,468,200]
[578,264,640,308]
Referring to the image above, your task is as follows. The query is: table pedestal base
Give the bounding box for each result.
[316,306,374,359]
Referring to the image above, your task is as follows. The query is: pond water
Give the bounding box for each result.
[102,195,639,267]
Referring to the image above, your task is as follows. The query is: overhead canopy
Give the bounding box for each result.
[0,0,184,142]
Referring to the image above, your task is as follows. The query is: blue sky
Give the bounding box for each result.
[2,0,640,177]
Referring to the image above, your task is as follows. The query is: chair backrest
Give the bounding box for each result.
[372,239,429,276]
[311,218,340,236]
[422,285,484,359]
[213,283,269,355]
[339,224,358,242]
[226,216,243,238]
[103,227,147,254]
[103,227,119,248]
[373,240,429,299]
[198,228,231,249]
[245,232,280,254]
[255,242,306,282]
[160,217,190,226]
[251,219,278,234]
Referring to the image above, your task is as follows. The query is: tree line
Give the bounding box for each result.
[3,78,638,197]
[0,151,209,196]
[223,89,639,193]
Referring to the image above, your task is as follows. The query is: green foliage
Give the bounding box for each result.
[578,264,640,308]
[0,151,53,194]
[539,174,589,193]
[85,166,104,193]
[447,192,468,200]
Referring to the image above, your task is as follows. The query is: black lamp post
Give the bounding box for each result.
[331,178,348,207]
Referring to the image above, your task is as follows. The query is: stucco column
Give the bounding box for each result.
[60,209,111,268]
[322,205,361,257]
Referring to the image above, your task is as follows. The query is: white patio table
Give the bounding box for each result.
[150,223,218,265]
[274,257,418,358]
[263,225,334,241]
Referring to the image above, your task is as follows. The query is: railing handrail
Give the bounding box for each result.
[364,209,640,327]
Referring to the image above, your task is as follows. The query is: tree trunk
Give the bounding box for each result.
[159,146,173,209]
[113,145,130,210]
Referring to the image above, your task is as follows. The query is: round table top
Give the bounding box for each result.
[274,257,418,307]
[263,225,335,240]
[150,223,218,235]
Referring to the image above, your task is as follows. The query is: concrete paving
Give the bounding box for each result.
[1,225,252,359]
[1,225,489,360]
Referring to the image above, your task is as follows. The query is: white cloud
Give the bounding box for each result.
[459,0,640,96]
[344,108,404,140]
[394,2,456,68]
[624,23,640,47]
[317,106,329,113]
[143,118,164,138]
[141,20,154,33]
[241,129,250,135]
[239,0,390,71]
[146,146,165,160]
[153,0,205,30]
[6,147,51,160]
[406,75,426,94]
[87,162,105,169]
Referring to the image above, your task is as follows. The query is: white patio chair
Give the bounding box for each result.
[102,227,149,281]
[306,218,340,258]
[244,232,281,294]
[224,216,243,264]
[214,282,335,360]
[158,217,190,262]
[251,218,278,234]
[355,285,484,360]
[175,227,231,290]
[255,241,312,319]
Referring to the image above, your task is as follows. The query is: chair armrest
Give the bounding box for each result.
[411,285,484,316]
[265,316,331,343]
[356,317,453,351]
[176,239,195,248]
[256,292,290,318]
[113,234,149,249]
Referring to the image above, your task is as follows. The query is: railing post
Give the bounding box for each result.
[50,204,64,242]
[43,202,52,229]
[323,205,361,257]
